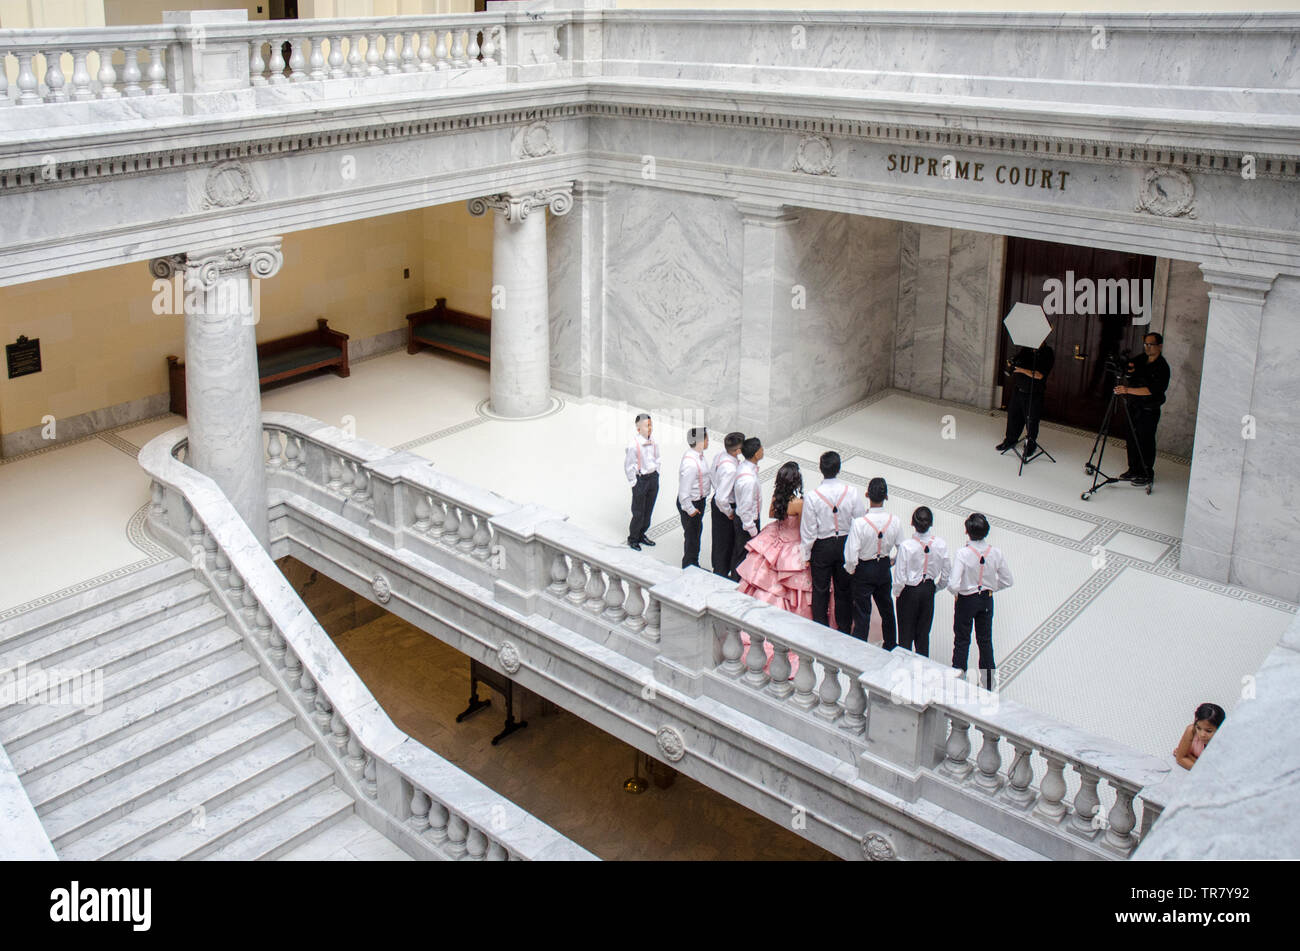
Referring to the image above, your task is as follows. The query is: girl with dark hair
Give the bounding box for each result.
[1173,702,1226,770]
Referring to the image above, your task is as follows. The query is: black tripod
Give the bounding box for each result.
[1002,349,1056,476]
[1082,390,1153,500]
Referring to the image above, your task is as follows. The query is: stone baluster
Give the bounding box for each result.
[767,640,792,698]
[121,47,143,97]
[1104,779,1139,851]
[451,30,467,69]
[974,728,1004,792]
[417,32,433,71]
[228,567,245,604]
[457,509,476,551]
[466,826,487,860]
[328,36,346,79]
[472,516,491,560]
[401,32,417,72]
[347,34,364,78]
[95,47,119,98]
[840,675,866,733]
[330,710,349,755]
[481,27,499,67]
[283,646,302,692]
[268,39,287,84]
[467,30,481,65]
[434,31,449,70]
[338,457,355,497]
[214,548,231,587]
[249,40,267,86]
[1034,754,1069,822]
[203,529,218,570]
[149,481,166,518]
[583,565,606,613]
[240,581,258,626]
[186,507,203,551]
[720,627,744,676]
[547,550,568,595]
[16,52,40,104]
[0,54,8,106]
[1003,741,1036,806]
[70,50,93,101]
[940,716,973,779]
[742,632,769,688]
[313,693,333,736]
[352,464,371,503]
[428,497,444,536]
[288,39,307,82]
[413,494,431,532]
[408,788,431,833]
[441,504,461,543]
[383,33,400,74]
[145,45,166,94]
[1071,765,1102,834]
[327,455,342,491]
[308,36,326,81]
[814,662,843,722]
[266,430,283,468]
[254,603,272,646]
[565,557,586,603]
[43,50,68,103]
[363,755,378,799]
[284,435,300,470]
[623,582,646,632]
[644,597,660,642]
[299,669,318,707]
[602,575,627,623]
[446,813,469,858]
[486,841,508,861]
[427,801,449,842]
[791,652,817,709]
[345,735,365,776]
[268,627,287,669]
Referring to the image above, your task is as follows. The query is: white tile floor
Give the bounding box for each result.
[1,348,1294,767]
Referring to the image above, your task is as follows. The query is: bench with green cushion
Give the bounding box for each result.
[406,298,490,363]
[167,318,349,417]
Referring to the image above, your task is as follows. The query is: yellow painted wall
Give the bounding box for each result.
[0,0,104,29]
[103,0,266,25]
[0,204,493,436]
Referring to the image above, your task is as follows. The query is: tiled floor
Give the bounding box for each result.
[1,347,1294,768]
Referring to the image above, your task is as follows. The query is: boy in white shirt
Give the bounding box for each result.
[892,506,950,658]
[946,512,1014,690]
[844,478,905,648]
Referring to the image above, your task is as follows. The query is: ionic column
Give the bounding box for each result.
[736,199,799,436]
[1181,263,1278,582]
[468,185,573,418]
[150,241,283,549]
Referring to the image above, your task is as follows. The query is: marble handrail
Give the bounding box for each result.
[139,424,595,861]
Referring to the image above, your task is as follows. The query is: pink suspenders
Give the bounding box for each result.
[692,454,705,499]
[967,543,993,591]
[863,513,894,557]
[815,486,851,534]
[636,437,658,474]
[914,533,931,579]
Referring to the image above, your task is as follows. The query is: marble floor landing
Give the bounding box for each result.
[1,347,1293,769]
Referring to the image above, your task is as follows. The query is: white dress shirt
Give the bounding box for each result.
[710,450,740,516]
[624,433,660,486]
[947,540,1014,596]
[733,458,761,536]
[678,449,709,515]
[799,477,866,562]
[844,507,905,573]
[893,531,951,594]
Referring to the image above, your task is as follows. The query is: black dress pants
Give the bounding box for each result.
[810,536,853,633]
[678,498,705,569]
[710,498,735,577]
[731,515,758,581]
[1005,386,1044,445]
[851,558,896,649]
[1125,404,1160,478]
[896,580,936,656]
[952,591,995,671]
[628,472,658,545]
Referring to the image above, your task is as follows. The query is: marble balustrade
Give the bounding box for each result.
[139,426,594,862]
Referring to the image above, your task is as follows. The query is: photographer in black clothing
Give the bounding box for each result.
[1114,332,1170,486]
[995,341,1055,456]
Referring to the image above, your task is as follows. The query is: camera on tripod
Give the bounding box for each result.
[1104,351,1133,385]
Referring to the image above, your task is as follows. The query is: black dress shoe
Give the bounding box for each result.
[639,537,656,547]
[1024,441,1037,456]
[995,440,1014,452]
[1118,469,1136,480]
[1130,475,1151,487]
[629,541,642,551]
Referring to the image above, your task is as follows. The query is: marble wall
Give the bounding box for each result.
[1157,260,1211,460]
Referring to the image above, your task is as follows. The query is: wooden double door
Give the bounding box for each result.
[997,236,1157,431]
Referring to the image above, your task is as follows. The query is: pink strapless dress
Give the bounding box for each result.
[736,514,812,674]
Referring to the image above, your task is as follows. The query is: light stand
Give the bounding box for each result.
[1000,303,1056,477]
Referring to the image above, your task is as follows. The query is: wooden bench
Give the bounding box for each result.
[167,318,349,417]
[406,298,490,363]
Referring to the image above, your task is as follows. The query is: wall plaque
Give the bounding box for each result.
[6,336,41,379]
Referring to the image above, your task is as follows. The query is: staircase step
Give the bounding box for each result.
[0,579,214,684]
[203,787,354,861]
[0,625,245,751]
[59,734,324,862]
[0,558,194,649]
[31,680,283,827]
[9,651,262,778]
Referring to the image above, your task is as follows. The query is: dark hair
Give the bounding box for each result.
[635,413,651,424]
[912,506,933,534]
[687,427,707,447]
[965,513,990,541]
[1195,702,1226,728]
[867,477,888,504]
[771,462,803,521]
[819,451,841,479]
[1145,332,1163,346]
[742,437,762,461]
[725,431,745,453]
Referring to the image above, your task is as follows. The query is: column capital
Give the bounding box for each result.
[149,238,284,288]
[468,184,574,222]
[1198,262,1279,305]
[735,198,799,227]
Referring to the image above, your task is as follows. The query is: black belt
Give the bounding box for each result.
[958,590,993,597]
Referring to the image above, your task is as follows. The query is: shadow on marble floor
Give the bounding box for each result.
[279,557,837,861]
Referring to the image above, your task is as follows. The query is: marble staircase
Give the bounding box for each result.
[0,557,404,861]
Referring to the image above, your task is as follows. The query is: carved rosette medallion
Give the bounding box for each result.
[656,725,685,762]
[498,640,522,674]
[793,134,837,176]
[861,831,898,861]
[516,120,557,159]
[202,162,259,210]
[1135,167,1196,218]
[371,573,392,604]
[467,185,574,222]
